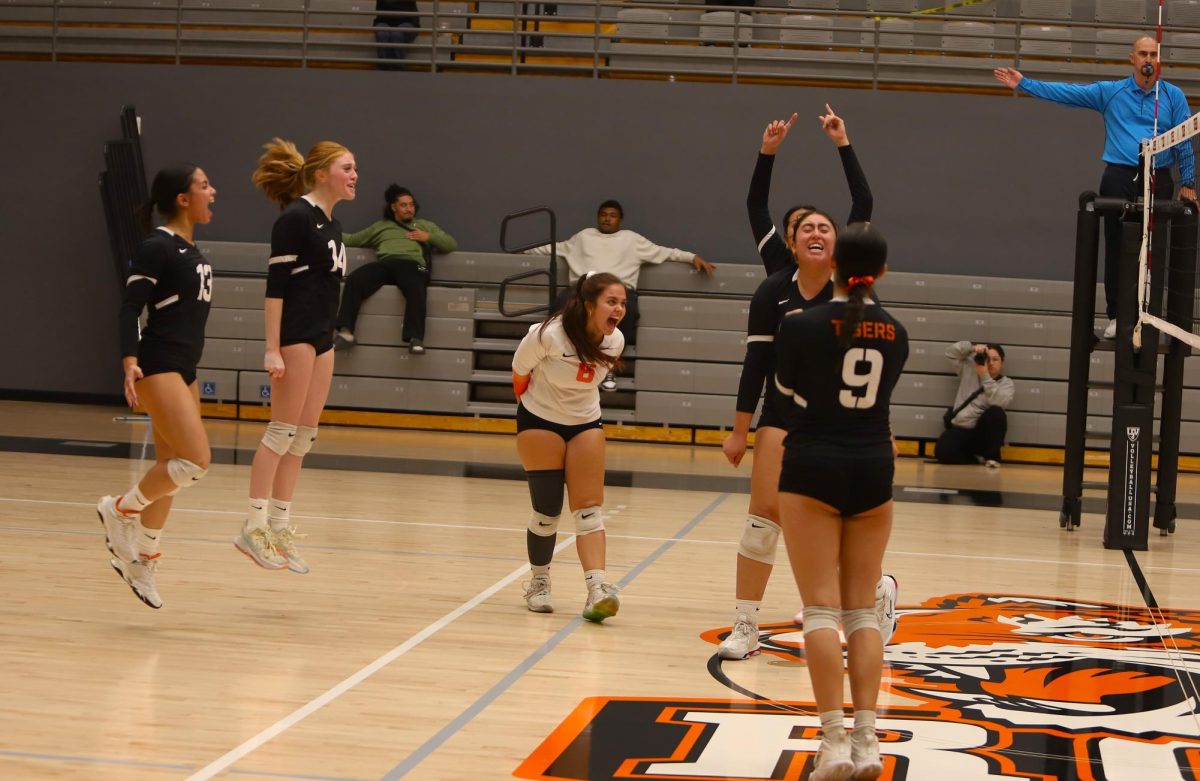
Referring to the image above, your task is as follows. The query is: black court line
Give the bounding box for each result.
[1123,548,1160,610]
[1,433,1195,516]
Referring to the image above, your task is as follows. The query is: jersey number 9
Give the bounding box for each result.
[839,348,883,409]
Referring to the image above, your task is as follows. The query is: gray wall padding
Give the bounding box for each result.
[1,61,1129,394]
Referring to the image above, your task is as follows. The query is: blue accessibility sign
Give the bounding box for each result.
[259,385,272,400]
[201,381,217,397]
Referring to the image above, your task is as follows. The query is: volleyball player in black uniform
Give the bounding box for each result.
[719,106,892,660]
[775,223,906,781]
[235,138,357,573]
[97,164,217,609]
[747,104,873,276]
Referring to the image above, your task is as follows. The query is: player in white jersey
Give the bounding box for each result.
[512,272,626,622]
[234,138,356,574]
[98,164,218,609]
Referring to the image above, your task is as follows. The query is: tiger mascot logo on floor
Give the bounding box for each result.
[516,593,1200,780]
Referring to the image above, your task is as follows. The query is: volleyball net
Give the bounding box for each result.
[1135,108,1200,351]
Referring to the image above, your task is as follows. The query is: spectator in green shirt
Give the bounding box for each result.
[335,185,457,354]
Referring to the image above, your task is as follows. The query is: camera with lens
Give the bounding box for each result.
[973,351,988,366]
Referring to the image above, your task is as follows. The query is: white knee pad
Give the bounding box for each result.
[802,606,842,638]
[528,511,560,537]
[261,421,298,455]
[738,514,781,565]
[288,425,318,457]
[843,608,880,639]
[166,457,208,488]
[573,506,604,536]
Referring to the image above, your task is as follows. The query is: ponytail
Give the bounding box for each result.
[832,224,888,349]
[838,275,876,349]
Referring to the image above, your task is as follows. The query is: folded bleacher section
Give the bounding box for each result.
[193,240,1200,456]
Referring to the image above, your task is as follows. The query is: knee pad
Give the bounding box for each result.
[166,457,208,488]
[573,506,605,536]
[288,425,318,457]
[802,606,842,639]
[528,511,560,537]
[526,469,565,518]
[738,514,781,565]
[843,608,880,639]
[261,421,298,455]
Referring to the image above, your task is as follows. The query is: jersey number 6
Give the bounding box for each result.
[576,362,596,383]
[839,347,883,409]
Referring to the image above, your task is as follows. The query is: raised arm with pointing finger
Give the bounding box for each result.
[746,104,874,276]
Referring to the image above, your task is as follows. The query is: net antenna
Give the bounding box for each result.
[1135,2,1200,351]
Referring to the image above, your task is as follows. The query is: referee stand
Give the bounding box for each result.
[1059,192,1197,548]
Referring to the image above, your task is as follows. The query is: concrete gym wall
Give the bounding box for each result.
[1,61,1112,396]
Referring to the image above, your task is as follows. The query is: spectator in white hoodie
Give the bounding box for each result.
[527,200,714,389]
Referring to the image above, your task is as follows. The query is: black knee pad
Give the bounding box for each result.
[526,469,565,517]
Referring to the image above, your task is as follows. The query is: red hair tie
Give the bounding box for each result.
[847,275,875,290]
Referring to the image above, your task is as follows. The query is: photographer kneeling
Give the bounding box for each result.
[936,341,1014,468]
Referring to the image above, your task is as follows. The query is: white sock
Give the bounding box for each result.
[268,499,291,532]
[735,599,761,624]
[531,564,550,579]
[853,710,877,732]
[245,498,269,531]
[820,710,845,738]
[583,569,607,591]
[136,519,161,558]
[118,485,151,515]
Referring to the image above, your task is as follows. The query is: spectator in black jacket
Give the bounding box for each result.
[375,0,418,70]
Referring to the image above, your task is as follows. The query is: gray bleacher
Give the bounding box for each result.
[194,239,1200,452]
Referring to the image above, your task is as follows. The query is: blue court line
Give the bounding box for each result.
[0,748,193,771]
[0,749,372,781]
[377,492,731,781]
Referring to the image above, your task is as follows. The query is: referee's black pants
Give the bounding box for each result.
[337,257,429,342]
[553,282,640,346]
[935,406,1008,464]
[1099,164,1174,320]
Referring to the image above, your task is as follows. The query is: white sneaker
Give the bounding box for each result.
[850,727,883,780]
[717,615,760,660]
[1103,319,1117,339]
[272,526,310,574]
[111,554,163,609]
[582,582,620,623]
[876,574,898,646]
[234,526,288,570]
[96,495,138,563]
[523,574,553,613]
[599,373,618,392]
[811,729,854,781]
[985,459,1000,469]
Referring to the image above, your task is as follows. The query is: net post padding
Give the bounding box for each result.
[1059,191,1102,532]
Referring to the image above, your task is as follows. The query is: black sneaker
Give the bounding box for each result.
[409,338,425,355]
[334,333,355,352]
[599,373,617,392]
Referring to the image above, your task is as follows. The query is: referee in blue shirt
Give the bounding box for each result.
[994,36,1197,338]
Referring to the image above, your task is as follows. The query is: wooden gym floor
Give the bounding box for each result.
[2,400,1199,780]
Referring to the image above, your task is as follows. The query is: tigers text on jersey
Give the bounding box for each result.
[512,318,625,426]
[118,227,213,367]
[735,268,834,414]
[267,195,347,345]
[774,299,909,452]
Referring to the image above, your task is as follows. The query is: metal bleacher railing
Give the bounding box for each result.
[7,0,1200,97]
